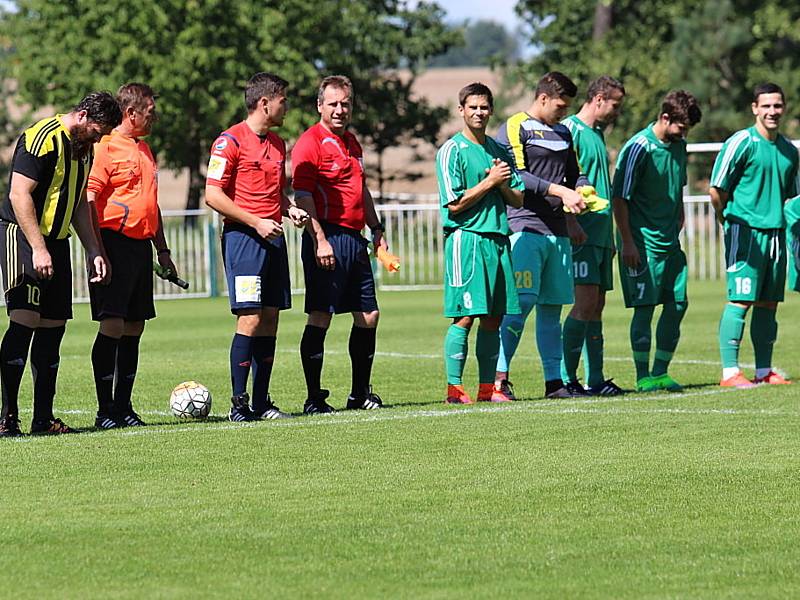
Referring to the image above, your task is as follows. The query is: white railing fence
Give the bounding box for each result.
[62,140,797,301]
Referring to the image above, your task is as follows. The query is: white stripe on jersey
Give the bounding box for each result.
[622,136,648,199]
[438,139,458,205]
[711,130,750,188]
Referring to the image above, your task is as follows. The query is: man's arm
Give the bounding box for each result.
[9,172,52,279]
[447,160,512,214]
[362,186,388,251]
[72,191,108,283]
[294,190,335,270]
[709,187,728,225]
[497,180,523,208]
[612,197,640,268]
[204,185,283,240]
[151,208,177,275]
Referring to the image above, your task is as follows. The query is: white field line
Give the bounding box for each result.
[9,386,799,443]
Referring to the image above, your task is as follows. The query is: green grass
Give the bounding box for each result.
[2,280,800,598]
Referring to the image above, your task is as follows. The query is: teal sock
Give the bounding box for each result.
[535,304,563,381]
[583,320,604,387]
[630,306,655,381]
[444,324,469,385]
[498,293,534,373]
[652,301,687,376]
[750,306,778,370]
[476,327,500,385]
[561,317,587,383]
[719,303,747,369]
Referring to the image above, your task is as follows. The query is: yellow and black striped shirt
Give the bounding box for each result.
[0,115,92,240]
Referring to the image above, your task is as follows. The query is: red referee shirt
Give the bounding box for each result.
[205,121,286,223]
[291,123,366,230]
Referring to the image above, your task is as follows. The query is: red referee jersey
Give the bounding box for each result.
[291,123,365,230]
[205,121,286,222]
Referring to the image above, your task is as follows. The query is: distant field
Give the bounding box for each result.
[2,281,800,598]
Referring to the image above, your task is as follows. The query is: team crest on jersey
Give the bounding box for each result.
[214,137,228,150]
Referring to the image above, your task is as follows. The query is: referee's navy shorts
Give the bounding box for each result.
[301,222,378,314]
[222,223,291,313]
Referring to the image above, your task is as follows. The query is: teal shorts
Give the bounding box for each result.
[571,244,614,291]
[618,248,687,308]
[443,229,520,318]
[510,231,574,305]
[789,233,800,292]
[724,222,786,302]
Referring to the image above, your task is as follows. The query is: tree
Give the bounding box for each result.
[3,0,456,208]
[429,19,520,67]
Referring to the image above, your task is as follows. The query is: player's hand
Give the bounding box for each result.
[158,252,178,279]
[561,187,587,215]
[287,206,309,228]
[315,238,335,270]
[567,219,587,246]
[32,246,53,279]
[620,241,641,268]
[485,159,511,187]
[255,218,283,240]
[87,253,108,284]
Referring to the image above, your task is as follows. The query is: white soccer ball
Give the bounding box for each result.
[169,381,212,418]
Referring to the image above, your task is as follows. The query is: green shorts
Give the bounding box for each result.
[788,233,800,292]
[443,229,520,318]
[618,248,687,308]
[510,231,574,305]
[724,222,786,302]
[571,244,614,291]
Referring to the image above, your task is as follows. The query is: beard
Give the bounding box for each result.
[69,123,97,160]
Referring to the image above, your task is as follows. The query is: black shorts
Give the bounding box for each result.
[0,220,73,319]
[221,223,291,313]
[89,229,156,321]
[302,223,378,314]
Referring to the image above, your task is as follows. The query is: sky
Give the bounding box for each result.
[433,0,521,31]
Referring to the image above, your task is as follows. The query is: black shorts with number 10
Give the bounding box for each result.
[0,220,73,319]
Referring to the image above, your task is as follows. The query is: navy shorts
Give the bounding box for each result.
[90,229,156,322]
[0,221,72,320]
[222,223,291,313]
[302,223,378,314]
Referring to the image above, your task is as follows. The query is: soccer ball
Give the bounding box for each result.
[169,381,212,418]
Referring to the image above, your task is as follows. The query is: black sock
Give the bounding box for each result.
[349,326,377,398]
[251,336,276,412]
[31,326,66,422]
[300,325,327,398]
[92,332,119,416]
[545,378,565,396]
[114,335,140,413]
[230,333,253,397]
[0,322,34,418]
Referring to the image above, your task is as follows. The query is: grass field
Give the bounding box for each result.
[3,280,800,598]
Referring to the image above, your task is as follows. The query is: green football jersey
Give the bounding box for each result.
[436,131,524,235]
[710,126,799,230]
[612,123,687,255]
[785,196,800,240]
[563,115,613,248]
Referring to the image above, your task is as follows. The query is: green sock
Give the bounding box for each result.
[561,316,587,383]
[750,306,778,370]
[583,320,604,387]
[476,327,500,385]
[630,306,654,381]
[652,301,687,376]
[718,303,747,369]
[444,324,469,385]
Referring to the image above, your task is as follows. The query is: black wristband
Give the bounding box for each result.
[158,248,171,256]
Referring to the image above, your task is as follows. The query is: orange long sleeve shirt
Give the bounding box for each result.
[87,131,159,240]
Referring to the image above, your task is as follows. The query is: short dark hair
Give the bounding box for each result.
[458,82,493,108]
[586,75,625,103]
[660,90,702,126]
[753,82,785,104]
[245,72,288,112]
[74,92,122,127]
[535,72,577,99]
[116,82,156,113]
[317,75,353,105]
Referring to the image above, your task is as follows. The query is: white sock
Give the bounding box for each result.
[722,367,740,380]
